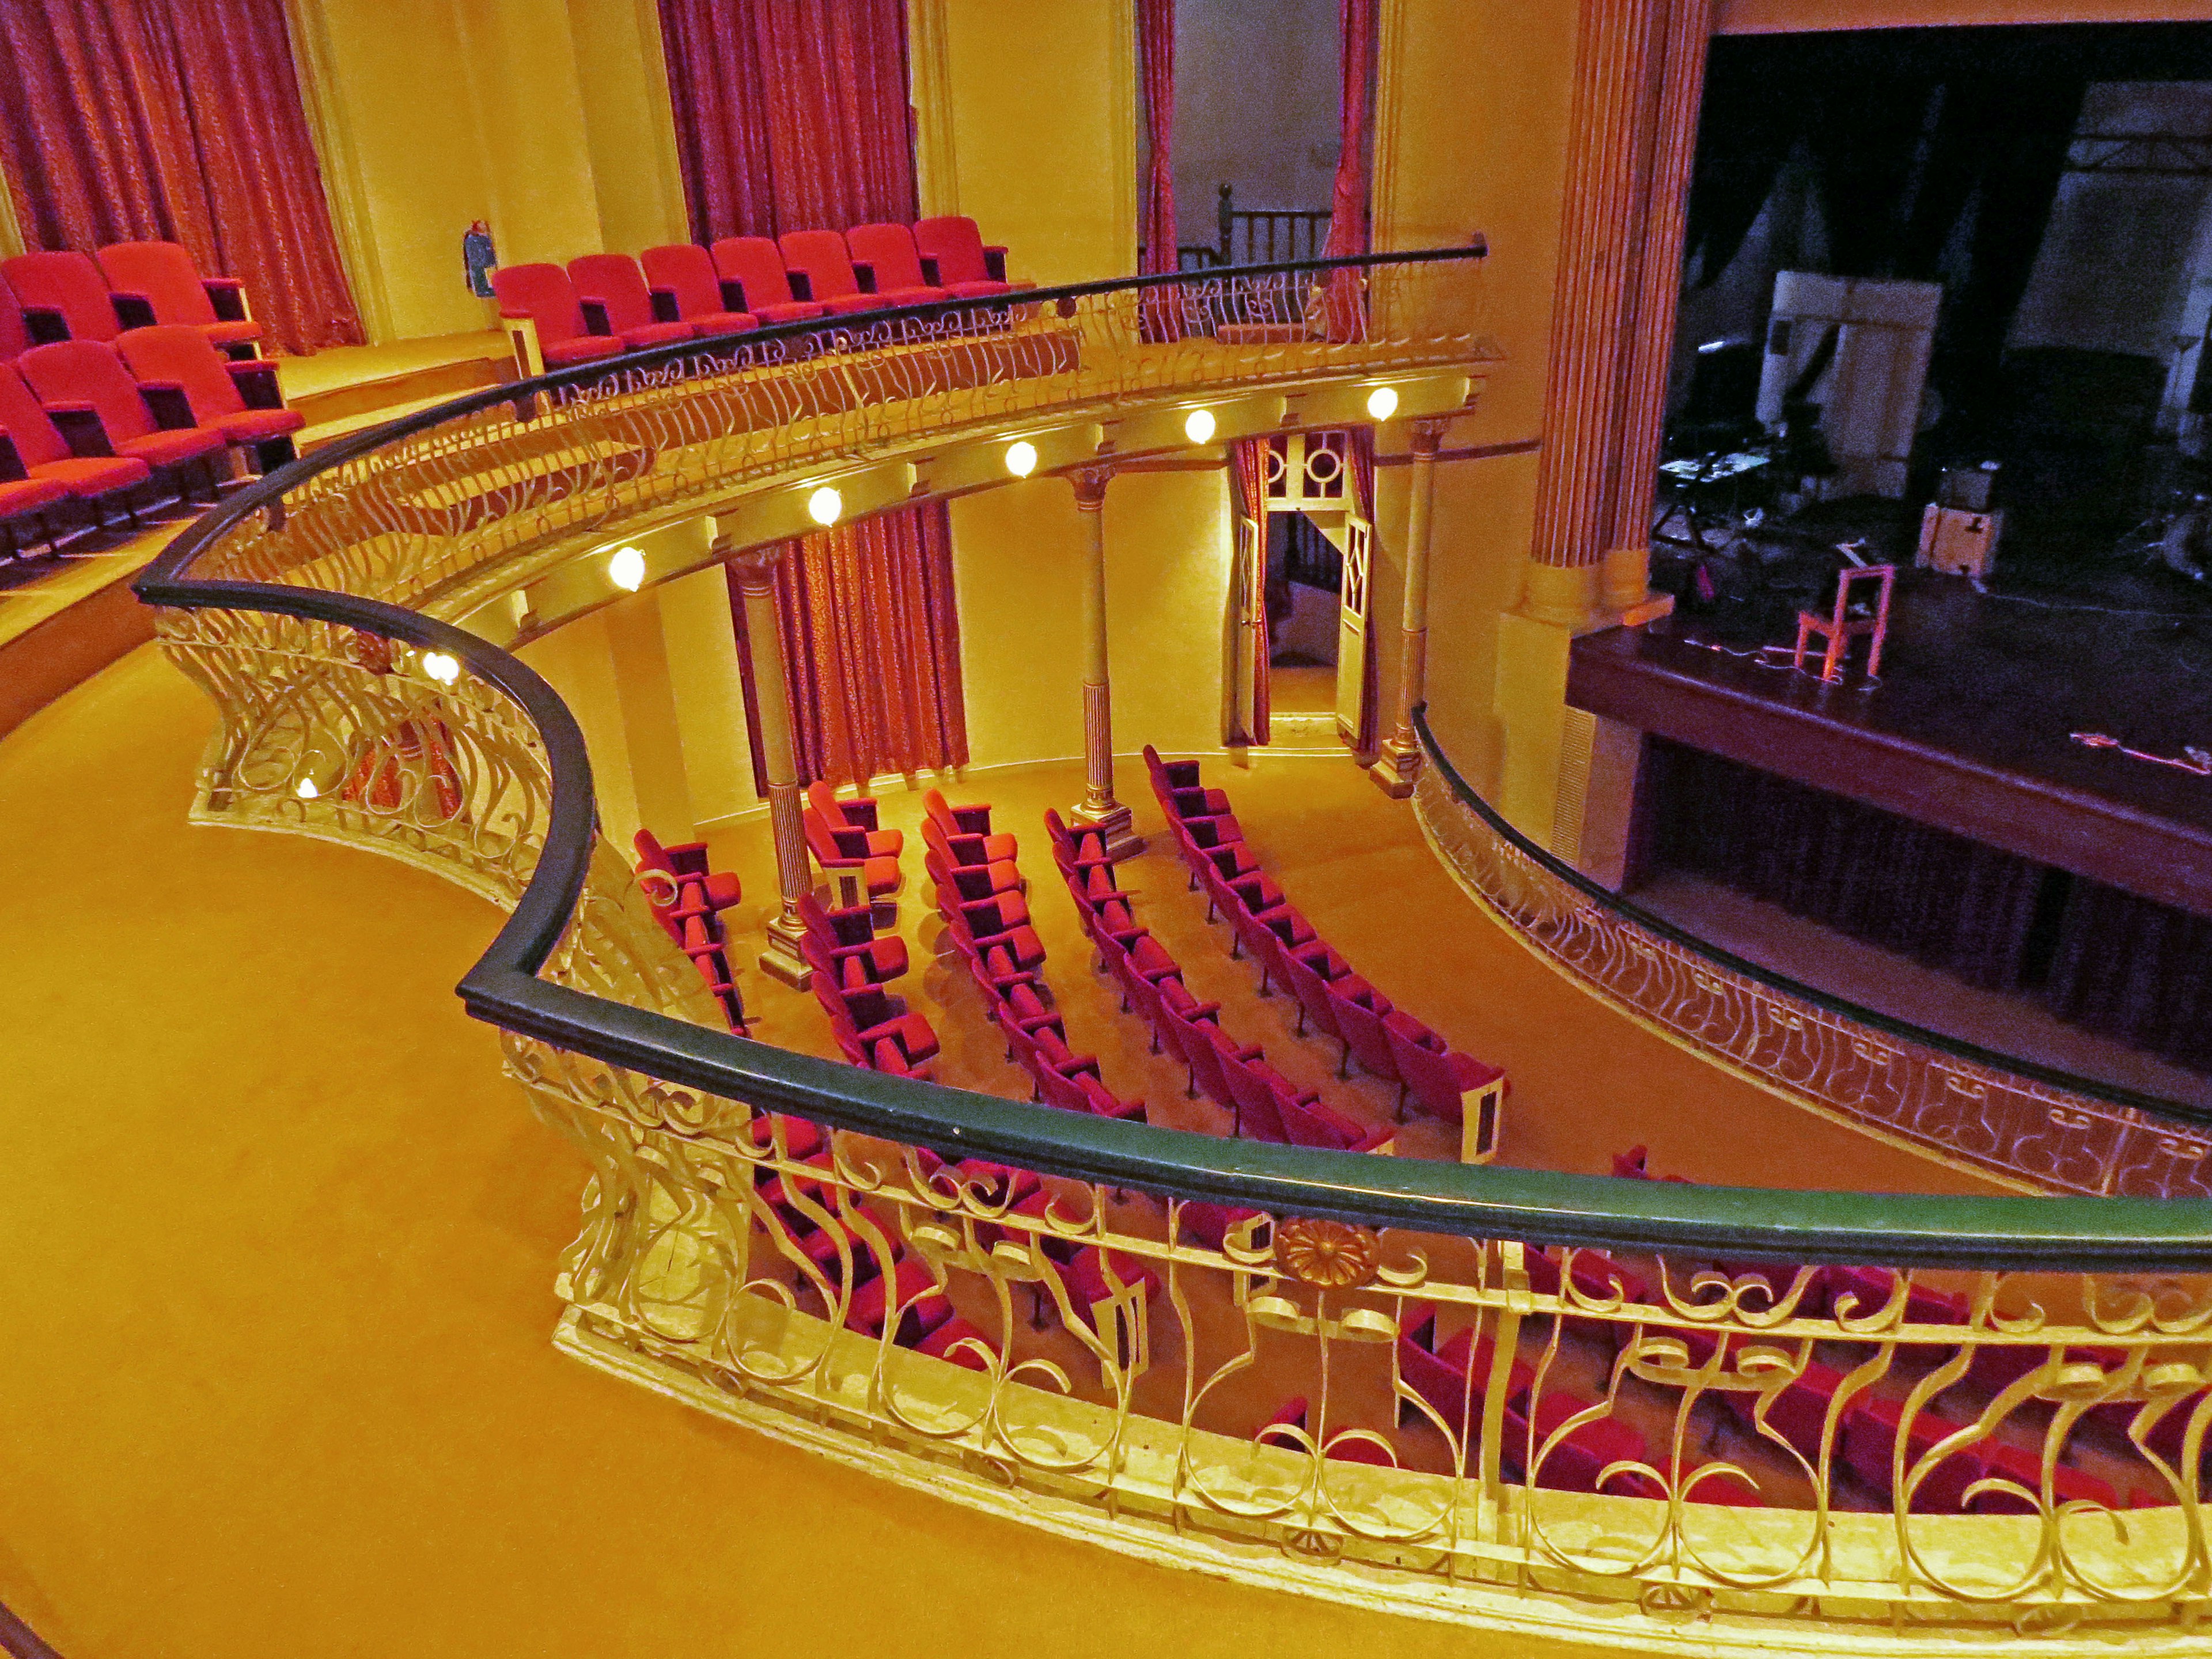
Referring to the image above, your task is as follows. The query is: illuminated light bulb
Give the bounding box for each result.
[1365,385,1399,422]
[295,777,320,800]
[808,485,843,526]
[421,651,460,686]
[1183,408,1216,444]
[1005,440,1037,478]
[608,545,646,592]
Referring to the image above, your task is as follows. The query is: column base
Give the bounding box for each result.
[757,912,812,988]
[1368,733,1423,799]
[1070,798,1145,862]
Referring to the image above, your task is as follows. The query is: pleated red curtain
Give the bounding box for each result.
[0,0,363,354]
[1135,0,1177,276]
[662,0,966,785]
[656,0,918,241]
[1321,0,1378,337]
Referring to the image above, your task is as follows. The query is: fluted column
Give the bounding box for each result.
[1067,466,1143,860]
[1521,0,1710,630]
[1370,416,1447,798]
[727,543,812,987]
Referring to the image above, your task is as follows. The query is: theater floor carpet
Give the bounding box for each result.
[0,646,2002,1659]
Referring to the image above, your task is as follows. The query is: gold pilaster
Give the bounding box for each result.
[1069,465,1142,859]
[726,541,813,986]
[1370,417,1446,798]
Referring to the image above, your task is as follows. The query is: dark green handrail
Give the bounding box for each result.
[134,250,2212,1272]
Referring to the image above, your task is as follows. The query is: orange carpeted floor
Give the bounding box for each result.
[0,647,2007,1659]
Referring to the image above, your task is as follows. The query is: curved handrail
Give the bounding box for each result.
[133,249,2212,1272]
[1414,706,2210,1127]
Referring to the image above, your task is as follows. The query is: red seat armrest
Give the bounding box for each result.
[107,289,156,329]
[579,299,612,335]
[918,255,943,286]
[828,826,872,858]
[717,277,750,311]
[984,247,1009,282]
[45,407,114,459]
[0,434,24,484]
[20,306,69,345]
[226,361,285,410]
[646,285,681,324]
[786,271,816,301]
[203,276,248,323]
[850,260,878,293]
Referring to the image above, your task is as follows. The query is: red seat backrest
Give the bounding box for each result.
[566,253,656,333]
[0,363,71,467]
[18,340,156,444]
[914,216,990,285]
[0,275,29,359]
[491,264,589,345]
[845,224,929,291]
[710,237,800,308]
[1,252,117,343]
[640,245,725,319]
[96,242,215,325]
[117,325,244,421]
[778,230,861,301]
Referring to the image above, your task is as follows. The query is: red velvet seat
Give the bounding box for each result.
[708,237,831,325]
[638,244,765,336]
[1840,1396,1984,1512]
[17,339,226,487]
[566,253,714,350]
[914,216,1027,294]
[0,274,31,359]
[804,805,903,899]
[0,363,149,512]
[635,828,743,922]
[915,1316,998,1370]
[1,252,119,343]
[1397,1305,1535,1442]
[780,229,944,316]
[806,780,903,857]
[1520,1392,1666,1498]
[796,891,908,986]
[845,1254,952,1344]
[1381,1010,1505,1126]
[96,242,260,350]
[491,264,627,370]
[1969,1440,2118,1514]
[850,222,999,301]
[115,325,302,465]
[1328,976,1399,1081]
[923,789,1016,862]
[1720,1358,1848,1464]
[1042,807,1109,869]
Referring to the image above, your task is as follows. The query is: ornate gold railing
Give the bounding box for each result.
[1410,709,2212,1205]
[135,253,2212,1649]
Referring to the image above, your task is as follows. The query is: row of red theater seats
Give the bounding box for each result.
[1609,1146,2179,1511]
[635,829,749,1032]
[494,218,1031,372]
[1141,747,1507,1152]
[1045,803,1394,1152]
[0,327,305,560]
[1,243,263,362]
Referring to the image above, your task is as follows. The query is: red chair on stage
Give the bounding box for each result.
[1794,563,1896,684]
[96,243,260,354]
[116,326,303,472]
[638,244,766,337]
[779,229,945,316]
[806,781,903,857]
[492,264,627,374]
[17,339,226,501]
[709,238,831,325]
[913,217,1028,294]
[567,253,720,350]
[2,252,121,344]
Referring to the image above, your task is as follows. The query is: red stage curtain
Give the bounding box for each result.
[1229,440,1270,745]
[656,0,917,241]
[0,0,364,354]
[1321,0,1377,336]
[1135,0,1177,276]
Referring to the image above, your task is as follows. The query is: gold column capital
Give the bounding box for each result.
[1409,417,1449,457]
[723,541,785,593]
[1070,465,1114,511]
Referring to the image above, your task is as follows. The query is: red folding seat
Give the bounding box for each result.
[845,1253,952,1344]
[850,222,994,302]
[1328,977,1399,1081]
[1520,1392,1666,1498]
[1276,1086,1393,1153]
[1381,1012,1506,1127]
[638,244,767,336]
[687,939,745,1028]
[1278,941,1353,1063]
[1260,1398,1393,1465]
[115,325,303,470]
[806,781,903,856]
[913,216,1028,294]
[17,340,225,497]
[0,274,31,359]
[1840,1396,1985,1512]
[635,828,742,927]
[804,805,902,901]
[1719,1358,1847,1463]
[96,242,260,353]
[988,979,1063,1041]
[1041,807,1108,868]
[1969,1441,2119,1514]
[709,238,831,325]
[2,252,120,343]
[0,466,66,559]
[923,789,1016,862]
[0,363,147,524]
[1221,1055,1294,1141]
[779,229,943,316]
[567,253,713,352]
[491,264,627,373]
[915,1316,998,1370]
[1397,1304,1535,1442]
[745,1112,827,1163]
[796,892,908,987]
[958,893,1048,974]
[1062,1245,1161,1311]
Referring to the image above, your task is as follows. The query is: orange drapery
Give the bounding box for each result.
[0,0,364,354]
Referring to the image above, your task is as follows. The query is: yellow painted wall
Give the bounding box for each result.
[659,566,766,827]
[567,0,690,254]
[933,0,1138,283]
[520,609,641,845]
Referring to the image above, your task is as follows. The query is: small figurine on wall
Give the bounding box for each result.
[462,220,497,299]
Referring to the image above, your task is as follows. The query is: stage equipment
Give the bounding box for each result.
[1916,504,2003,579]
[1758,273,1940,499]
[1793,563,1896,684]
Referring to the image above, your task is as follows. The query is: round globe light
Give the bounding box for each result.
[1005,440,1037,478]
[1183,408,1216,444]
[1366,385,1400,422]
[808,486,843,526]
[608,545,646,592]
[421,651,460,686]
